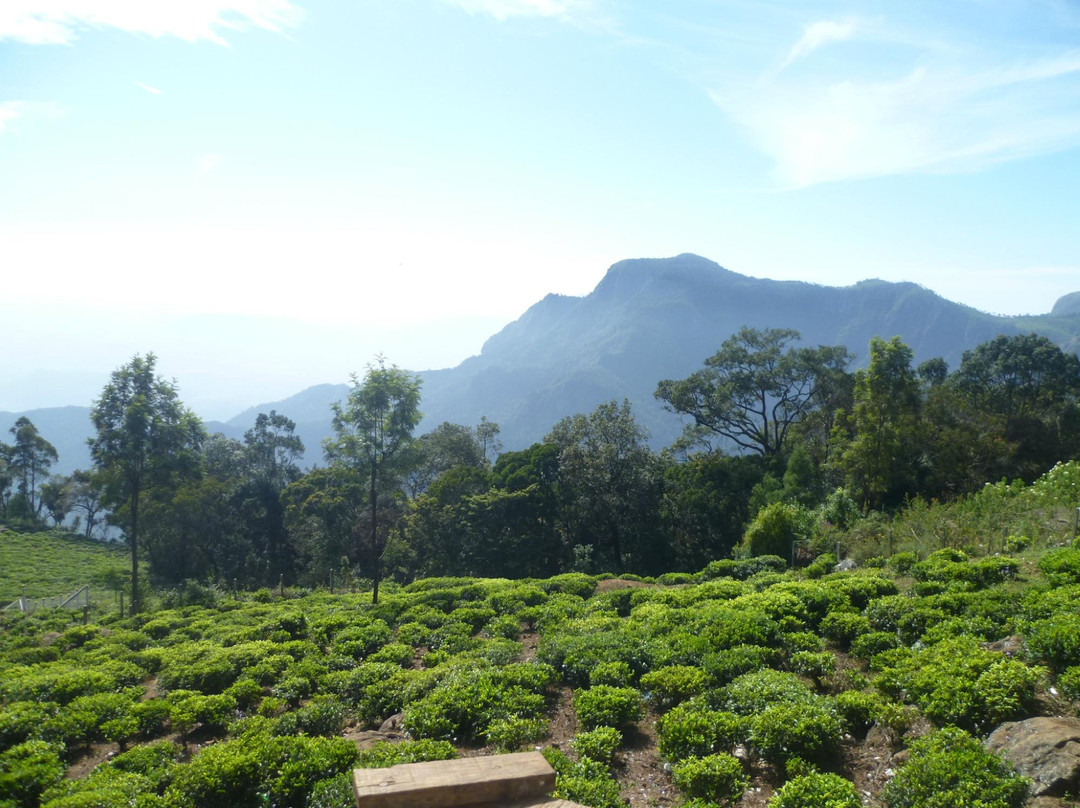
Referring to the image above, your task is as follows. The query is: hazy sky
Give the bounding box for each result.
[3,0,1080,418]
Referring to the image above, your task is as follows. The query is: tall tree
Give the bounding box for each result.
[241,411,304,582]
[89,354,204,613]
[7,417,59,518]
[67,469,107,538]
[323,358,421,604]
[656,327,851,458]
[547,400,667,573]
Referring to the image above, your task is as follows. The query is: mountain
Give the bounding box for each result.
[6,254,1080,472]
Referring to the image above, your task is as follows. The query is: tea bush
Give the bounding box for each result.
[573,685,644,730]
[767,771,861,808]
[656,699,745,763]
[572,726,622,765]
[484,715,547,752]
[819,612,871,648]
[639,665,706,709]
[701,645,780,686]
[722,670,814,715]
[0,740,66,808]
[354,739,456,768]
[749,700,843,764]
[1025,613,1080,671]
[543,747,623,808]
[882,726,1028,808]
[589,661,634,688]
[671,753,747,805]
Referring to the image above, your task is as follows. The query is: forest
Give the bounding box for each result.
[2,328,1080,607]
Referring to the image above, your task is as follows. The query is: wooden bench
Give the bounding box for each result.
[352,751,585,808]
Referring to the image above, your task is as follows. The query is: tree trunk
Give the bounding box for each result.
[130,483,140,614]
[370,463,380,605]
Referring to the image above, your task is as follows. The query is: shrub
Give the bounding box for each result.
[749,701,843,764]
[1058,665,1080,700]
[1026,614,1080,671]
[887,551,919,575]
[742,503,812,559]
[0,741,67,808]
[354,739,456,768]
[573,686,644,730]
[543,747,623,808]
[656,699,745,763]
[640,666,706,709]
[722,670,813,715]
[789,651,836,683]
[850,632,900,661]
[572,727,622,765]
[819,612,871,649]
[484,716,547,752]
[767,772,861,808]
[834,690,881,736]
[1038,548,1080,586]
[589,661,634,688]
[882,726,1028,808]
[702,645,779,686]
[671,753,747,805]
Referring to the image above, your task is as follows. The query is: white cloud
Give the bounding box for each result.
[439,0,591,22]
[0,0,303,45]
[711,15,1080,187]
[780,18,858,69]
[135,82,162,95]
[196,153,223,174]
[0,102,22,133]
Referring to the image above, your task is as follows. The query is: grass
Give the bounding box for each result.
[0,529,133,610]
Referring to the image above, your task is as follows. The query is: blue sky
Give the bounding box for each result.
[3,0,1080,416]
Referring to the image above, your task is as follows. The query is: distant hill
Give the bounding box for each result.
[6,254,1080,470]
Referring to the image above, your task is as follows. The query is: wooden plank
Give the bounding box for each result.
[353,751,556,808]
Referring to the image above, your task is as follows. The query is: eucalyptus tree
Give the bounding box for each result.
[7,416,59,518]
[656,327,851,459]
[89,354,204,612]
[323,357,422,603]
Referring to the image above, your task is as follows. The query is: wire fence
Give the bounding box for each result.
[2,585,90,615]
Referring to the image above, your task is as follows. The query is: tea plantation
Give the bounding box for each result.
[3,471,1080,807]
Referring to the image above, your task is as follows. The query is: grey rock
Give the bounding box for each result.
[985,717,1080,796]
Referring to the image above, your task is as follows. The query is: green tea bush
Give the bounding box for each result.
[639,665,706,709]
[332,620,391,659]
[887,551,919,576]
[789,651,836,683]
[722,670,814,715]
[543,747,623,808]
[834,690,881,736]
[0,702,53,751]
[1026,613,1080,671]
[484,614,522,640]
[271,697,348,738]
[701,645,780,686]
[572,726,622,765]
[573,686,644,730]
[656,699,745,763]
[767,772,861,808]
[484,715,547,752]
[394,621,430,647]
[819,612,871,649]
[749,700,843,764]
[354,739,456,768]
[365,643,414,667]
[882,726,1028,808]
[589,661,634,688]
[1058,665,1080,700]
[0,740,66,808]
[671,753,747,805]
[849,631,900,661]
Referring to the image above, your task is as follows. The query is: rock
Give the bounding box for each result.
[379,712,405,733]
[866,722,899,749]
[1026,797,1069,808]
[984,717,1080,796]
[835,559,857,572]
[982,635,1025,657]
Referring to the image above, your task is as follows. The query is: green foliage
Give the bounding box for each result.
[882,727,1028,808]
[789,651,836,683]
[768,772,861,808]
[749,700,844,764]
[354,739,456,768]
[834,690,882,736]
[722,670,814,715]
[639,665,706,709]
[819,611,871,648]
[543,747,624,808]
[572,727,622,766]
[741,502,812,559]
[1025,612,1080,671]
[0,741,66,808]
[656,699,745,763]
[484,715,548,752]
[589,661,634,688]
[1038,548,1080,586]
[671,753,747,805]
[573,686,644,730]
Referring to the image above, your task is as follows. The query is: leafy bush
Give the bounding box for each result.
[768,772,861,808]
[671,753,747,805]
[789,651,836,683]
[742,503,812,559]
[543,747,623,808]
[640,665,706,709]
[590,661,634,688]
[701,645,779,686]
[722,670,814,715]
[882,726,1028,808]
[484,716,547,752]
[850,631,900,661]
[887,551,919,575]
[656,699,745,763]
[572,727,622,765]
[0,741,66,808]
[573,686,643,730]
[749,700,843,764]
[354,739,456,768]
[1058,665,1080,700]
[1026,613,1080,671]
[834,690,881,736]
[819,612,871,649]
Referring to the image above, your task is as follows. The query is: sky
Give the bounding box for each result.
[3,0,1080,418]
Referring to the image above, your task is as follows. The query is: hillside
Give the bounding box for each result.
[2,462,1080,807]
[6,254,1080,470]
[0,530,130,607]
